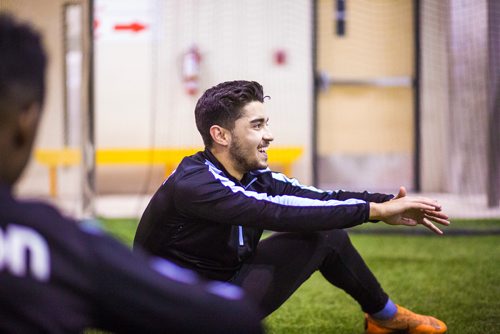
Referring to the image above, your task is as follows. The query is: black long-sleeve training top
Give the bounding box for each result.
[0,184,262,334]
[134,149,393,281]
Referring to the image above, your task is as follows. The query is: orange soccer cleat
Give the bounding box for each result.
[365,305,447,334]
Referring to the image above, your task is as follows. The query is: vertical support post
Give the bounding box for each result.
[413,0,421,192]
[49,166,57,198]
[81,0,95,218]
[335,0,346,36]
[312,0,319,186]
[487,0,500,207]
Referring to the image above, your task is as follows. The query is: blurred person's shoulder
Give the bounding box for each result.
[0,185,91,244]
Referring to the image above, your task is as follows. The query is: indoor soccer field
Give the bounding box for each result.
[4,1,498,332]
[92,218,500,334]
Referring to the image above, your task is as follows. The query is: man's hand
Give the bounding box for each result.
[369,186,450,235]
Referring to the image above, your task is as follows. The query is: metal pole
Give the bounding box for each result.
[81,0,95,218]
[487,0,500,207]
[311,0,319,187]
[413,0,421,192]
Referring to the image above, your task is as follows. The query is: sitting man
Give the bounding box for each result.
[134,80,450,333]
[0,14,262,334]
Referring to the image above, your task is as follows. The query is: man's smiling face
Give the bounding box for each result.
[228,101,274,175]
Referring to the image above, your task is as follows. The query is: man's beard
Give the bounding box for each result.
[229,135,266,173]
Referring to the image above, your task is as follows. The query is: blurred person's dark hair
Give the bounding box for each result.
[0,13,47,122]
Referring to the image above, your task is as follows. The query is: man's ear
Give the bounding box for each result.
[14,102,41,148]
[209,125,230,147]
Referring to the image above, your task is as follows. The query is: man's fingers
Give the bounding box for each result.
[410,202,439,212]
[420,218,444,235]
[423,209,449,219]
[424,212,450,226]
[423,210,450,225]
[413,197,442,211]
[401,195,442,211]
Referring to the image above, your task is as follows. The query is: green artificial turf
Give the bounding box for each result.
[92,218,500,334]
[264,234,500,333]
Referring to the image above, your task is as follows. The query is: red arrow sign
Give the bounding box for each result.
[114,22,147,33]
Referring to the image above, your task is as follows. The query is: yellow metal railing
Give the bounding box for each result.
[35,147,303,197]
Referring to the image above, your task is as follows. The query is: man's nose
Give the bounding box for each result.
[263,127,274,142]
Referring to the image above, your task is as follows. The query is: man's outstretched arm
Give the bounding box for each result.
[369,186,450,235]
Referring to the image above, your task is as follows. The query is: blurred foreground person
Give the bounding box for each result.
[0,13,262,334]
